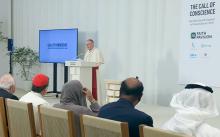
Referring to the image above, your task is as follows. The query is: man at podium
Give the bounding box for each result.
[84,39,104,103]
[84,39,104,66]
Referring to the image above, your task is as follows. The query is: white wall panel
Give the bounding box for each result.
[12,0,220,107]
[0,0,11,76]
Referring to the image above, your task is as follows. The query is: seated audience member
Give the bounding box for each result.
[54,80,100,137]
[162,83,220,137]
[0,73,18,100]
[19,73,49,135]
[98,77,153,137]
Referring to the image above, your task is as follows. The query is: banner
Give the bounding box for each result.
[179,0,220,87]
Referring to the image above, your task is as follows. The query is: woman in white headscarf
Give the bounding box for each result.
[161,83,220,137]
[54,80,100,137]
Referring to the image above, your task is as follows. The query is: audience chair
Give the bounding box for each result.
[39,105,76,137]
[139,125,193,137]
[6,99,37,137]
[0,97,8,137]
[80,115,129,137]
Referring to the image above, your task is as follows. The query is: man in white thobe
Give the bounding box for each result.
[161,83,220,137]
[84,39,104,104]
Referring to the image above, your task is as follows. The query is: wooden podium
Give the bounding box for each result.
[65,60,96,97]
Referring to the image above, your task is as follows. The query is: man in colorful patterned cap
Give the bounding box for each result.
[19,73,50,135]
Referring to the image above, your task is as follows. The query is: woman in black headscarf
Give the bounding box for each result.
[53,80,100,137]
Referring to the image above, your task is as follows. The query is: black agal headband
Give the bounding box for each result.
[185,84,213,93]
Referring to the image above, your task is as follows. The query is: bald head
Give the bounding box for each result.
[120,77,144,105]
[125,78,142,89]
[0,74,16,93]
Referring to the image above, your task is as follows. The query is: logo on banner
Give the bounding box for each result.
[191,32,212,39]
[47,43,68,49]
[189,53,198,58]
[191,33,197,39]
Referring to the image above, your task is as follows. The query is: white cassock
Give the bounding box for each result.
[84,47,104,104]
[84,47,104,64]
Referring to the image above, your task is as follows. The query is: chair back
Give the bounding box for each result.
[80,115,129,137]
[0,97,8,137]
[39,105,76,137]
[139,125,193,137]
[6,99,36,137]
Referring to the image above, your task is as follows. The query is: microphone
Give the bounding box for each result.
[76,53,84,60]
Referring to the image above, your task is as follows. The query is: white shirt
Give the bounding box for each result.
[161,88,220,137]
[19,91,49,107]
[161,114,220,137]
[84,48,104,65]
[19,91,49,135]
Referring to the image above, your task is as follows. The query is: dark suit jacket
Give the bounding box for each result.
[98,98,153,137]
[0,88,18,100]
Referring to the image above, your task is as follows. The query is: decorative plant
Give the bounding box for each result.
[12,47,39,80]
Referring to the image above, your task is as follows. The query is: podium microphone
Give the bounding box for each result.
[76,53,84,60]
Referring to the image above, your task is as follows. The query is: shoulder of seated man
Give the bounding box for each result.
[133,109,153,119]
